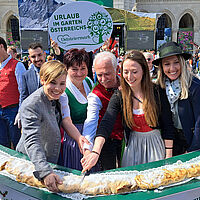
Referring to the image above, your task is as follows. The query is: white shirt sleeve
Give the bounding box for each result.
[59,92,70,119]
[15,61,26,104]
[82,92,102,151]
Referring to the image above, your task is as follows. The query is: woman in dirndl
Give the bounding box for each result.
[61,48,94,170]
[81,50,175,171]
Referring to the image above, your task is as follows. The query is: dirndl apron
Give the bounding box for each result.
[122,129,165,167]
[63,124,83,170]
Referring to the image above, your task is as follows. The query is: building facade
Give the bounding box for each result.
[0,0,19,40]
[134,0,200,51]
[114,0,136,10]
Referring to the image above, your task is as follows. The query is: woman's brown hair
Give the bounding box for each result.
[63,48,89,70]
[120,50,158,129]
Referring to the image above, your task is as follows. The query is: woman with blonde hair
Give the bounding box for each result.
[154,41,200,155]
[16,60,89,192]
[81,50,175,171]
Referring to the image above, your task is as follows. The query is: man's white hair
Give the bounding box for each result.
[93,51,117,71]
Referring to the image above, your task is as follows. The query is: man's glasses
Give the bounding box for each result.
[147,58,152,61]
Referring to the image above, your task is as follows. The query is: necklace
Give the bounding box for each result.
[133,96,143,103]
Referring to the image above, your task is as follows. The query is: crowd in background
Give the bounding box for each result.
[7,37,200,80]
[1,34,200,192]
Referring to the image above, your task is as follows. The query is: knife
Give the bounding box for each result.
[80,170,88,184]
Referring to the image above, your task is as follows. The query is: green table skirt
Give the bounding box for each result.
[0,145,200,200]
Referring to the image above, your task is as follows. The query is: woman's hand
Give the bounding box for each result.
[81,151,99,173]
[165,149,173,159]
[164,140,173,159]
[81,136,104,172]
[83,149,91,157]
[77,135,90,154]
[43,172,63,193]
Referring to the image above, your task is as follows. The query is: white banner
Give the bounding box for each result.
[48,1,113,51]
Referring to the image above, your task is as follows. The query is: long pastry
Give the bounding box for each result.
[57,174,82,193]
[57,172,137,195]
[5,157,44,188]
[2,151,200,195]
[79,173,137,195]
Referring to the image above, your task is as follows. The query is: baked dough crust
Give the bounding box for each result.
[0,154,10,171]
[57,175,82,193]
[79,173,137,195]
[187,163,200,178]
[57,173,138,195]
[5,157,44,188]
[135,167,188,190]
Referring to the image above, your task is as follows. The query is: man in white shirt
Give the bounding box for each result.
[82,51,124,171]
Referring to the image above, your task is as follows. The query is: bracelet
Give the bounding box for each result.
[91,150,100,156]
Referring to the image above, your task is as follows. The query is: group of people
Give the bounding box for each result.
[1,35,200,192]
